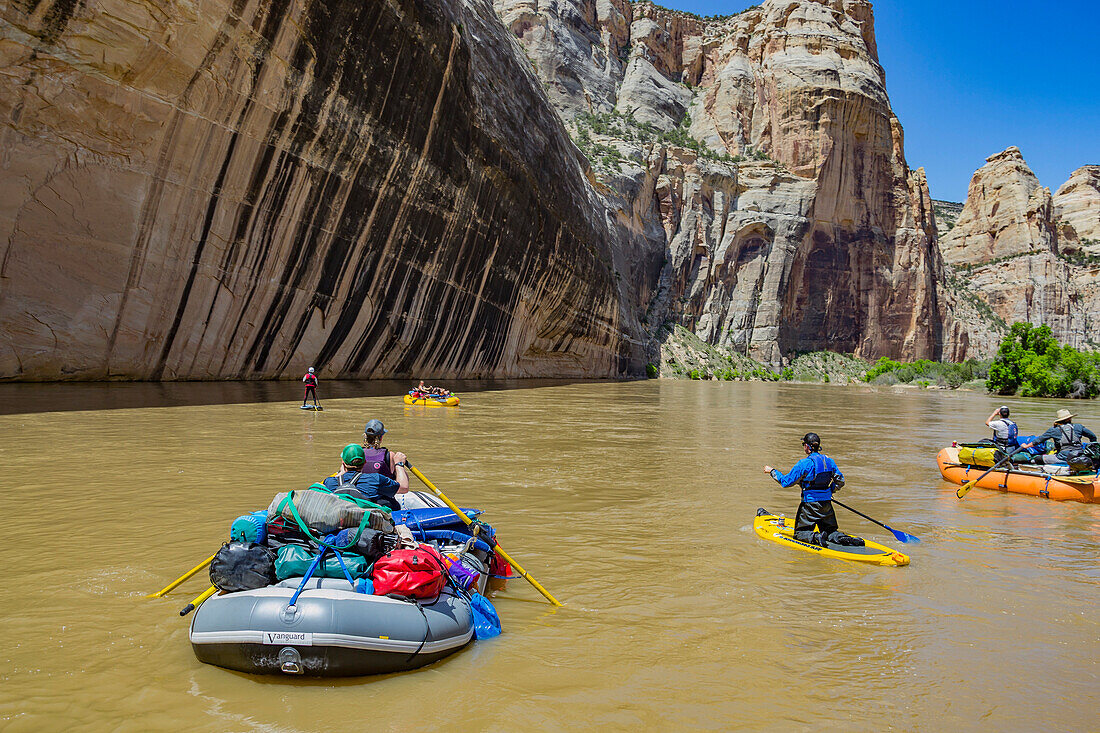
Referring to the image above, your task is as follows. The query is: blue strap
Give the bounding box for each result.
[289,548,328,607]
[321,535,359,587]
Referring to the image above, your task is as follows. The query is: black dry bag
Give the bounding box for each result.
[210,542,276,592]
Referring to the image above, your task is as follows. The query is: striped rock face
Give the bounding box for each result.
[0,0,640,379]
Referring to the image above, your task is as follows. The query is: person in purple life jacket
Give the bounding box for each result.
[301,367,319,407]
[360,419,410,494]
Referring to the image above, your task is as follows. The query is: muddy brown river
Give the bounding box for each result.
[0,380,1096,731]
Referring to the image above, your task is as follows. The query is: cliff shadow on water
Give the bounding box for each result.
[0,378,624,416]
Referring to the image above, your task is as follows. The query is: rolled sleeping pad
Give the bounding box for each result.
[230,510,269,543]
[412,529,493,555]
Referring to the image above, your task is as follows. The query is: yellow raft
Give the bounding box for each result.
[753,512,910,567]
[404,393,460,407]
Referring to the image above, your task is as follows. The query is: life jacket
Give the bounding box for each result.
[303,374,317,387]
[1055,424,1082,450]
[799,452,838,503]
[361,446,396,480]
[992,420,1018,447]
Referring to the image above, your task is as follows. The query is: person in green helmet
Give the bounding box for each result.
[321,443,403,510]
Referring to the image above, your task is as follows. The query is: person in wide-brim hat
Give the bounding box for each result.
[1053,408,1077,424]
[1020,409,1095,465]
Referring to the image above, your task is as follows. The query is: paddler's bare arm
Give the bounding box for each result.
[392,451,409,493]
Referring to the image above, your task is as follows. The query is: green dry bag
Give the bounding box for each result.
[274,545,369,581]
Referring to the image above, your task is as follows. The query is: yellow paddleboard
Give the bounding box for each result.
[753,511,909,567]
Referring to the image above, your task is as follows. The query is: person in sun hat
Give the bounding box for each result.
[1019,409,1095,464]
[763,432,863,548]
[322,443,403,510]
[359,419,410,493]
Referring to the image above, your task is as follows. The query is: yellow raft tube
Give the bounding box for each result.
[404,393,460,407]
[937,446,1098,503]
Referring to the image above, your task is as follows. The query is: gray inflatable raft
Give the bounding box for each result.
[190,578,474,676]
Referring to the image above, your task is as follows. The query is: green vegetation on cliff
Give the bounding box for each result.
[986,322,1100,398]
[655,325,991,388]
[572,110,779,171]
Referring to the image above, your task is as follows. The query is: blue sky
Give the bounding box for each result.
[654,0,1100,202]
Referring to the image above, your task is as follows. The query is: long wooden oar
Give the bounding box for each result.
[956,450,1015,499]
[180,585,217,616]
[146,554,216,598]
[401,461,563,607]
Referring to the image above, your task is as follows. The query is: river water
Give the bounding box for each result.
[0,380,1096,731]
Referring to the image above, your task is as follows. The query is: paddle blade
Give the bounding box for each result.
[956,480,976,499]
[890,528,920,544]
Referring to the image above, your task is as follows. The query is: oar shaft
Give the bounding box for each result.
[831,499,889,531]
[146,553,216,598]
[404,462,563,607]
[957,452,1014,498]
[180,585,217,616]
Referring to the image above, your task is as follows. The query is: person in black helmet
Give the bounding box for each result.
[763,433,863,548]
[985,406,1018,451]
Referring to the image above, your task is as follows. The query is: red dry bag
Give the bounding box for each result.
[371,545,446,599]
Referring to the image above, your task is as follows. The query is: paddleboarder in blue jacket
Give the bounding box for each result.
[764,433,863,548]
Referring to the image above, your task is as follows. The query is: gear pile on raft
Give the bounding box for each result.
[938,407,1100,503]
[155,419,534,678]
[405,380,459,406]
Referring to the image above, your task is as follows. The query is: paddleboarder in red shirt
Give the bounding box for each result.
[302,367,319,407]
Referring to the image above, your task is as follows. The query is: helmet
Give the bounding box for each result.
[363,419,387,437]
[999,406,1009,418]
[308,367,315,373]
[802,432,821,451]
[341,443,365,467]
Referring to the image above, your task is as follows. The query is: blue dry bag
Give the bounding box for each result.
[470,592,502,640]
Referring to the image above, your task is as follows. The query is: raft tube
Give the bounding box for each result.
[404,393,459,407]
[190,580,475,676]
[753,511,909,567]
[937,447,1099,503]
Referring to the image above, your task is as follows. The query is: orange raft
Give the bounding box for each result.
[937,447,1099,503]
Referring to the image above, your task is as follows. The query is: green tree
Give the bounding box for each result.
[986,322,1100,398]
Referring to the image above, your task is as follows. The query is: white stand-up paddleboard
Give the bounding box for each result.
[299,404,324,411]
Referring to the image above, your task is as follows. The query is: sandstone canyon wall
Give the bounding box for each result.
[1,0,1004,381]
[0,0,643,379]
[496,0,949,365]
[940,148,1100,354]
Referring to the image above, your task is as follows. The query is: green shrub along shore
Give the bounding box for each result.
[654,322,1100,399]
[986,322,1100,399]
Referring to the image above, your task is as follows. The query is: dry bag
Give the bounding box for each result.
[371,545,447,600]
[210,542,276,592]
